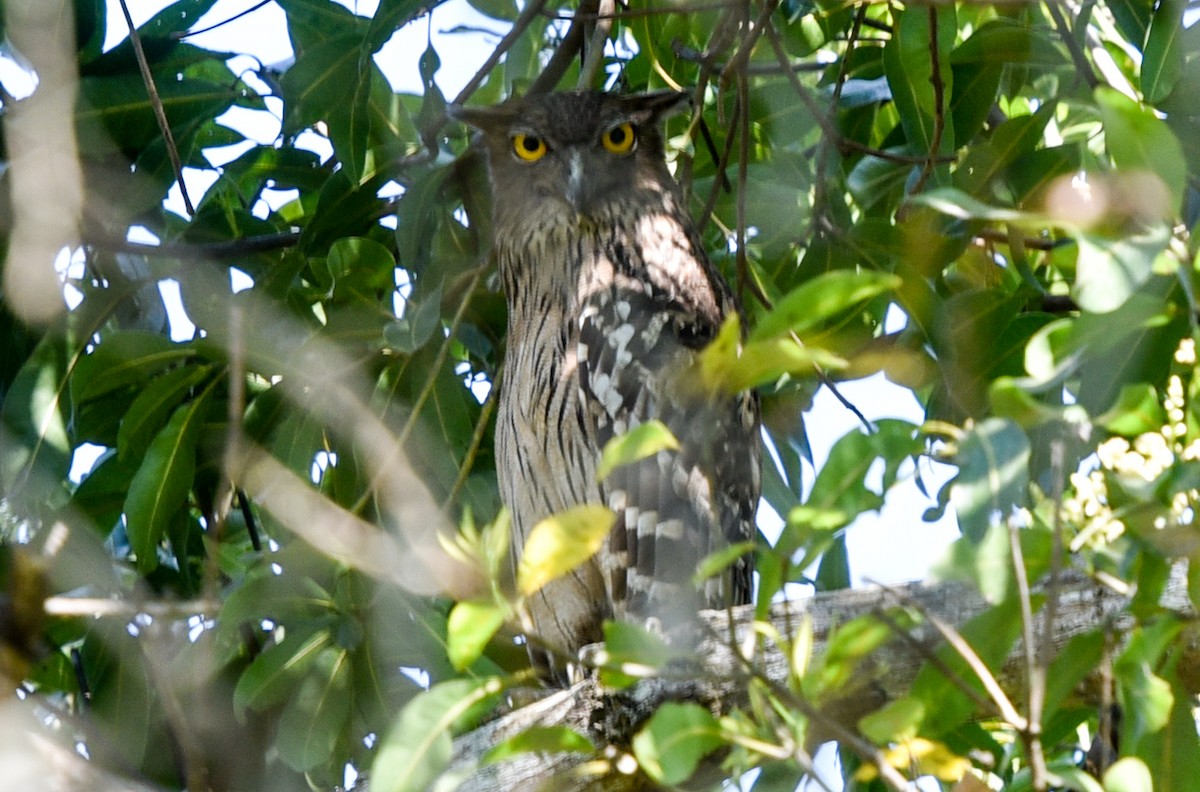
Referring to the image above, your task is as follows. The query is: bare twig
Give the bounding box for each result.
[455,0,552,103]
[909,6,947,196]
[578,0,615,89]
[878,582,1029,732]
[117,0,194,215]
[442,369,502,511]
[1044,0,1099,89]
[176,0,273,39]
[353,265,488,515]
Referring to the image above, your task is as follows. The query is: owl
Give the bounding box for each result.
[454,90,760,681]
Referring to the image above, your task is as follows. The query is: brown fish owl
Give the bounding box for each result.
[455,90,760,680]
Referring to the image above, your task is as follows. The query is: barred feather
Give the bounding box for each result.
[459,90,761,681]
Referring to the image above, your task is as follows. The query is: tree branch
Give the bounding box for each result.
[445,565,1192,791]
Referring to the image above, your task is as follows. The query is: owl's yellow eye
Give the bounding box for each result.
[601,122,637,155]
[512,133,547,162]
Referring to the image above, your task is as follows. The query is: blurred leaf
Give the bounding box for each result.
[516,504,613,596]
[371,677,504,792]
[1103,758,1153,792]
[446,598,507,671]
[751,271,901,342]
[1097,383,1166,435]
[859,696,924,743]
[855,737,970,783]
[596,420,679,482]
[1096,86,1187,208]
[631,702,723,786]
[950,418,1030,542]
[234,626,334,714]
[693,540,756,587]
[482,726,593,764]
[0,335,71,500]
[804,613,893,700]
[276,647,353,772]
[1073,226,1170,314]
[599,620,675,688]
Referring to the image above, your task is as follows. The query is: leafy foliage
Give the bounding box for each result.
[1,0,1199,789]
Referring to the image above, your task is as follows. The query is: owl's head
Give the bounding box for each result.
[451,90,690,224]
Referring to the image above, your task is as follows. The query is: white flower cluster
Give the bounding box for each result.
[1065,339,1200,552]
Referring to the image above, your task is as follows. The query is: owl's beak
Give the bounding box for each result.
[566,149,587,216]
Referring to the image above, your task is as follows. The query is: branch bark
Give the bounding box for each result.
[447,565,1196,791]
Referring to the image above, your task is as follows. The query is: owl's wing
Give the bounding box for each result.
[577,283,759,632]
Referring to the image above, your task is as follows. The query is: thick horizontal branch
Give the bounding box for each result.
[447,565,1195,792]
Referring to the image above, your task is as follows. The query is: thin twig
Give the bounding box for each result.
[529,0,593,94]
[872,609,997,717]
[909,6,947,196]
[878,582,1029,732]
[176,0,273,39]
[352,265,488,515]
[454,0,552,104]
[86,229,301,259]
[578,0,616,89]
[117,0,194,215]
[673,41,826,75]
[735,65,750,298]
[442,370,502,511]
[542,0,744,20]
[1044,0,1099,89]
[762,22,839,141]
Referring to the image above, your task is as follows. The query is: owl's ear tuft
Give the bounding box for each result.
[625,90,692,124]
[447,103,519,134]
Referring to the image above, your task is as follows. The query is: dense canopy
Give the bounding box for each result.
[1,0,1199,790]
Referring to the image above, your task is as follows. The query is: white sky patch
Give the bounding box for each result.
[158,279,197,341]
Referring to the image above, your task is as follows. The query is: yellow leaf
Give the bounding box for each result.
[854,738,970,782]
[596,421,680,482]
[516,505,614,596]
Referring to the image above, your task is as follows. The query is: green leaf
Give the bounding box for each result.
[1097,383,1166,435]
[804,614,894,699]
[859,697,925,743]
[276,647,352,772]
[326,64,373,185]
[72,331,195,401]
[234,627,333,714]
[446,598,507,671]
[1073,226,1171,314]
[1095,86,1187,209]
[116,364,211,461]
[631,702,723,786]
[280,33,364,135]
[385,285,443,354]
[693,541,757,587]
[482,726,594,764]
[750,271,901,342]
[908,187,1034,223]
[516,504,613,596]
[882,5,957,173]
[1103,758,1153,792]
[598,620,676,688]
[122,391,211,574]
[950,418,1030,542]
[1141,0,1184,103]
[596,420,680,482]
[0,335,71,501]
[371,677,505,792]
